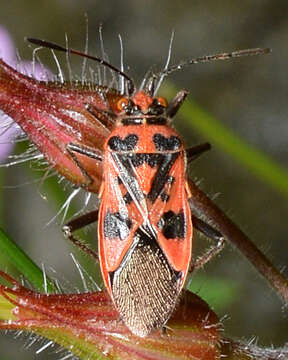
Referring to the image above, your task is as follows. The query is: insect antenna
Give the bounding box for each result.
[26,37,135,95]
[157,47,271,80]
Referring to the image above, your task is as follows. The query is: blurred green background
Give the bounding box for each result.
[0,0,288,358]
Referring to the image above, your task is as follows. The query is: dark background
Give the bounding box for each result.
[0,0,288,359]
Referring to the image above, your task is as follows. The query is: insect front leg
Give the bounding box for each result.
[63,210,99,260]
[191,215,225,271]
[66,142,103,188]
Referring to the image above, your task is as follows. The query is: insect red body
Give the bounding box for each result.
[98,91,193,337]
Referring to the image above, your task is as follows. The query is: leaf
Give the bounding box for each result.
[0,228,56,293]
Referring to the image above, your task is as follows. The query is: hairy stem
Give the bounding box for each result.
[221,338,288,359]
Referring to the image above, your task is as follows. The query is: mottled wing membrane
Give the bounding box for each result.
[111,226,182,337]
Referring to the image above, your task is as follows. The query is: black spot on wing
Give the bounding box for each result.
[153,133,181,151]
[104,211,132,241]
[108,134,138,151]
[160,192,170,202]
[123,192,133,204]
[166,176,175,184]
[157,210,186,239]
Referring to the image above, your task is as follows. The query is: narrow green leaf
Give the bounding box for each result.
[163,84,288,196]
[0,228,56,293]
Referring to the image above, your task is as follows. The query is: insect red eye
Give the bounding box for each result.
[117,98,129,111]
[156,97,167,108]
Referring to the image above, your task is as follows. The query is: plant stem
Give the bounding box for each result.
[221,338,288,359]
[189,179,288,304]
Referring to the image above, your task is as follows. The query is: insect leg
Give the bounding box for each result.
[85,103,116,129]
[66,143,103,188]
[186,142,211,162]
[166,90,188,118]
[62,210,99,260]
[191,215,225,271]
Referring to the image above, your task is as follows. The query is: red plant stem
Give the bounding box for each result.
[189,179,288,304]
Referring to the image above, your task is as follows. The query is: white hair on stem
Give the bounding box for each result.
[45,187,81,227]
[118,34,125,94]
[81,14,89,85]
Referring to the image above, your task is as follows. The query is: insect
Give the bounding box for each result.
[65,87,220,337]
[3,37,269,337]
[98,91,193,337]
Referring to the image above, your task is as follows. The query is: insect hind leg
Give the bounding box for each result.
[63,210,99,260]
[191,215,225,271]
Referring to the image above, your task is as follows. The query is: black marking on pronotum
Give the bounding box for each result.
[104,211,132,241]
[108,134,139,151]
[147,152,179,203]
[153,134,182,151]
[157,210,186,239]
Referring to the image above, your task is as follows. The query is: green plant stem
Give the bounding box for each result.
[0,228,56,293]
